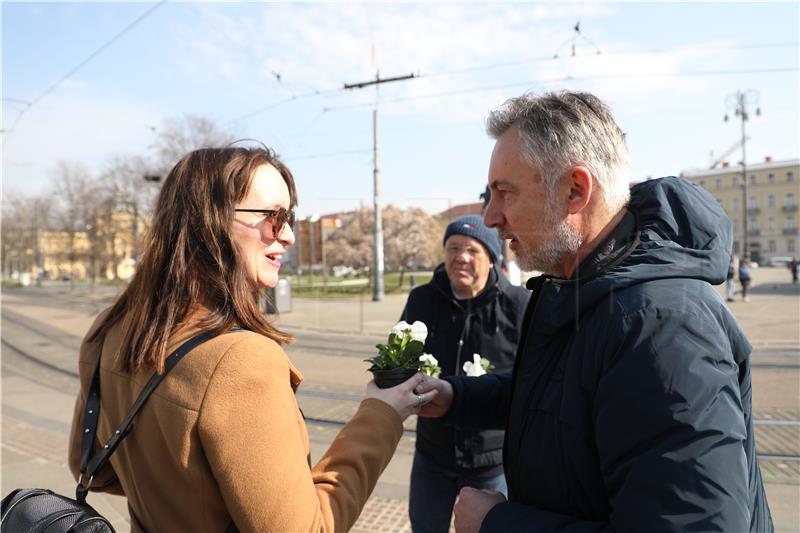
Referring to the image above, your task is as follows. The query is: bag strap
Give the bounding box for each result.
[77,331,214,502]
[78,355,103,476]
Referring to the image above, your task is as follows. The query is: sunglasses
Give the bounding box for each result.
[234,207,295,239]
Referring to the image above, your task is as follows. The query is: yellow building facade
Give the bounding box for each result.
[15,210,144,282]
[681,158,799,263]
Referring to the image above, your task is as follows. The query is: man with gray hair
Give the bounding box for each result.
[416,91,772,532]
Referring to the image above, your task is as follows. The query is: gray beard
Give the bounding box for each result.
[515,215,583,275]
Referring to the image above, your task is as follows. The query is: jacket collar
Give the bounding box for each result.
[571,209,639,282]
[524,210,638,289]
[524,209,639,332]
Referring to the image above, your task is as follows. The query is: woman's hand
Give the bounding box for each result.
[367,373,439,421]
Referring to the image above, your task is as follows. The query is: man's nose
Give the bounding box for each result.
[455,251,470,262]
[484,198,502,228]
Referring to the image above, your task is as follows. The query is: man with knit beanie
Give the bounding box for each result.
[400,214,530,533]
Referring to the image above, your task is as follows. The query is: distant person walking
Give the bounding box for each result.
[789,257,798,284]
[726,255,737,302]
[739,257,752,302]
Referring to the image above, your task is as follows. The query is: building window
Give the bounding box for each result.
[768,173,775,184]
[788,171,795,182]
[768,240,776,253]
[733,198,740,211]
[787,193,796,208]
[789,239,796,253]
[733,241,740,254]
[768,194,776,208]
[787,216,797,230]
[748,218,758,231]
[732,176,739,187]
[768,217,776,231]
[716,178,722,189]
[749,196,757,209]
[750,174,757,185]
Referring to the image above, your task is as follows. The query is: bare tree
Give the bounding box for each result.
[50,161,102,282]
[99,154,161,276]
[1,194,52,281]
[152,115,236,176]
[0,115,238,285]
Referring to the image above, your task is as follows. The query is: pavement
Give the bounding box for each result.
[2,267,798,532]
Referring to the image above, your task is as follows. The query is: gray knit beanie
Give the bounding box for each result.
[443,215,501,263]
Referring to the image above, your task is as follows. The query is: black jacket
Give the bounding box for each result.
[445,177,773,531]
[402,265,529,471]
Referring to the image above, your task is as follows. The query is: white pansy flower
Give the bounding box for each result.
[390,321,411,337]
[463,353,487,377]
[409,321,428,343]
[419,353,438,367]
[390,320,428,343]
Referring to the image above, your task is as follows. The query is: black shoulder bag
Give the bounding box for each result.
[1,332,214,533]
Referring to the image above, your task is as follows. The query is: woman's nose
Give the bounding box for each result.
[277,223,295,246]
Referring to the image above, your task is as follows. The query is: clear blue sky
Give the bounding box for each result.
[3,1,798,217]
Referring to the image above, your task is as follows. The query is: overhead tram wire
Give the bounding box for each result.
[282,148,372,162]
[421,42,799,79]
[320,66,799,113]
[2,98,32,108]
[3,1,168,137]
[225,85,347,124]
[225,41,796,125]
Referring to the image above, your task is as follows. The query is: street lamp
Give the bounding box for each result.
[724,89,760,259]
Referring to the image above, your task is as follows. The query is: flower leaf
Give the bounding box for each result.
[406,339,425,358]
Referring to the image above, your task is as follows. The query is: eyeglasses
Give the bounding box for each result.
[445,244,486,258]
[234,207,295,239]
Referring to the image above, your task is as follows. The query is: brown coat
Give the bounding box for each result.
[68,312,402,532]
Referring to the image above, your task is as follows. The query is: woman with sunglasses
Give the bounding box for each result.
[68,145,435,532]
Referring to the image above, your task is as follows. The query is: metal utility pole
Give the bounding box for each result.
[724,90,761,259]
[371,107,384,302]
[344,72,415,301]
[33,199,42,287]
[308,214,320,292]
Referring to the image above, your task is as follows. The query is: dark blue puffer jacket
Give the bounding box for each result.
[445,177,773,532]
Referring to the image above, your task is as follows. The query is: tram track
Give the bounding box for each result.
[3,303,799,463]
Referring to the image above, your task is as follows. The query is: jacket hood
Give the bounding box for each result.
[528,176,733,330]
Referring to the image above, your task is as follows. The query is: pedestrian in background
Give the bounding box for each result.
[68,145,434,532]
[416,91,771,532]
[401,214,529,533]
[739,256,752,302]
[726,254,737,302]
[789,257,798,284]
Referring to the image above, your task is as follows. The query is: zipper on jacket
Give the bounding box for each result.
[454,298,472,376]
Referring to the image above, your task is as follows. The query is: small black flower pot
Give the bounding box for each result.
[370,367,418,389]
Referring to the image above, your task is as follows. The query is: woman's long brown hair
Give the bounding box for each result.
[88,145,297,373]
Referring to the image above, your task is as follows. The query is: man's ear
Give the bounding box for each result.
[566,166,593,215]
